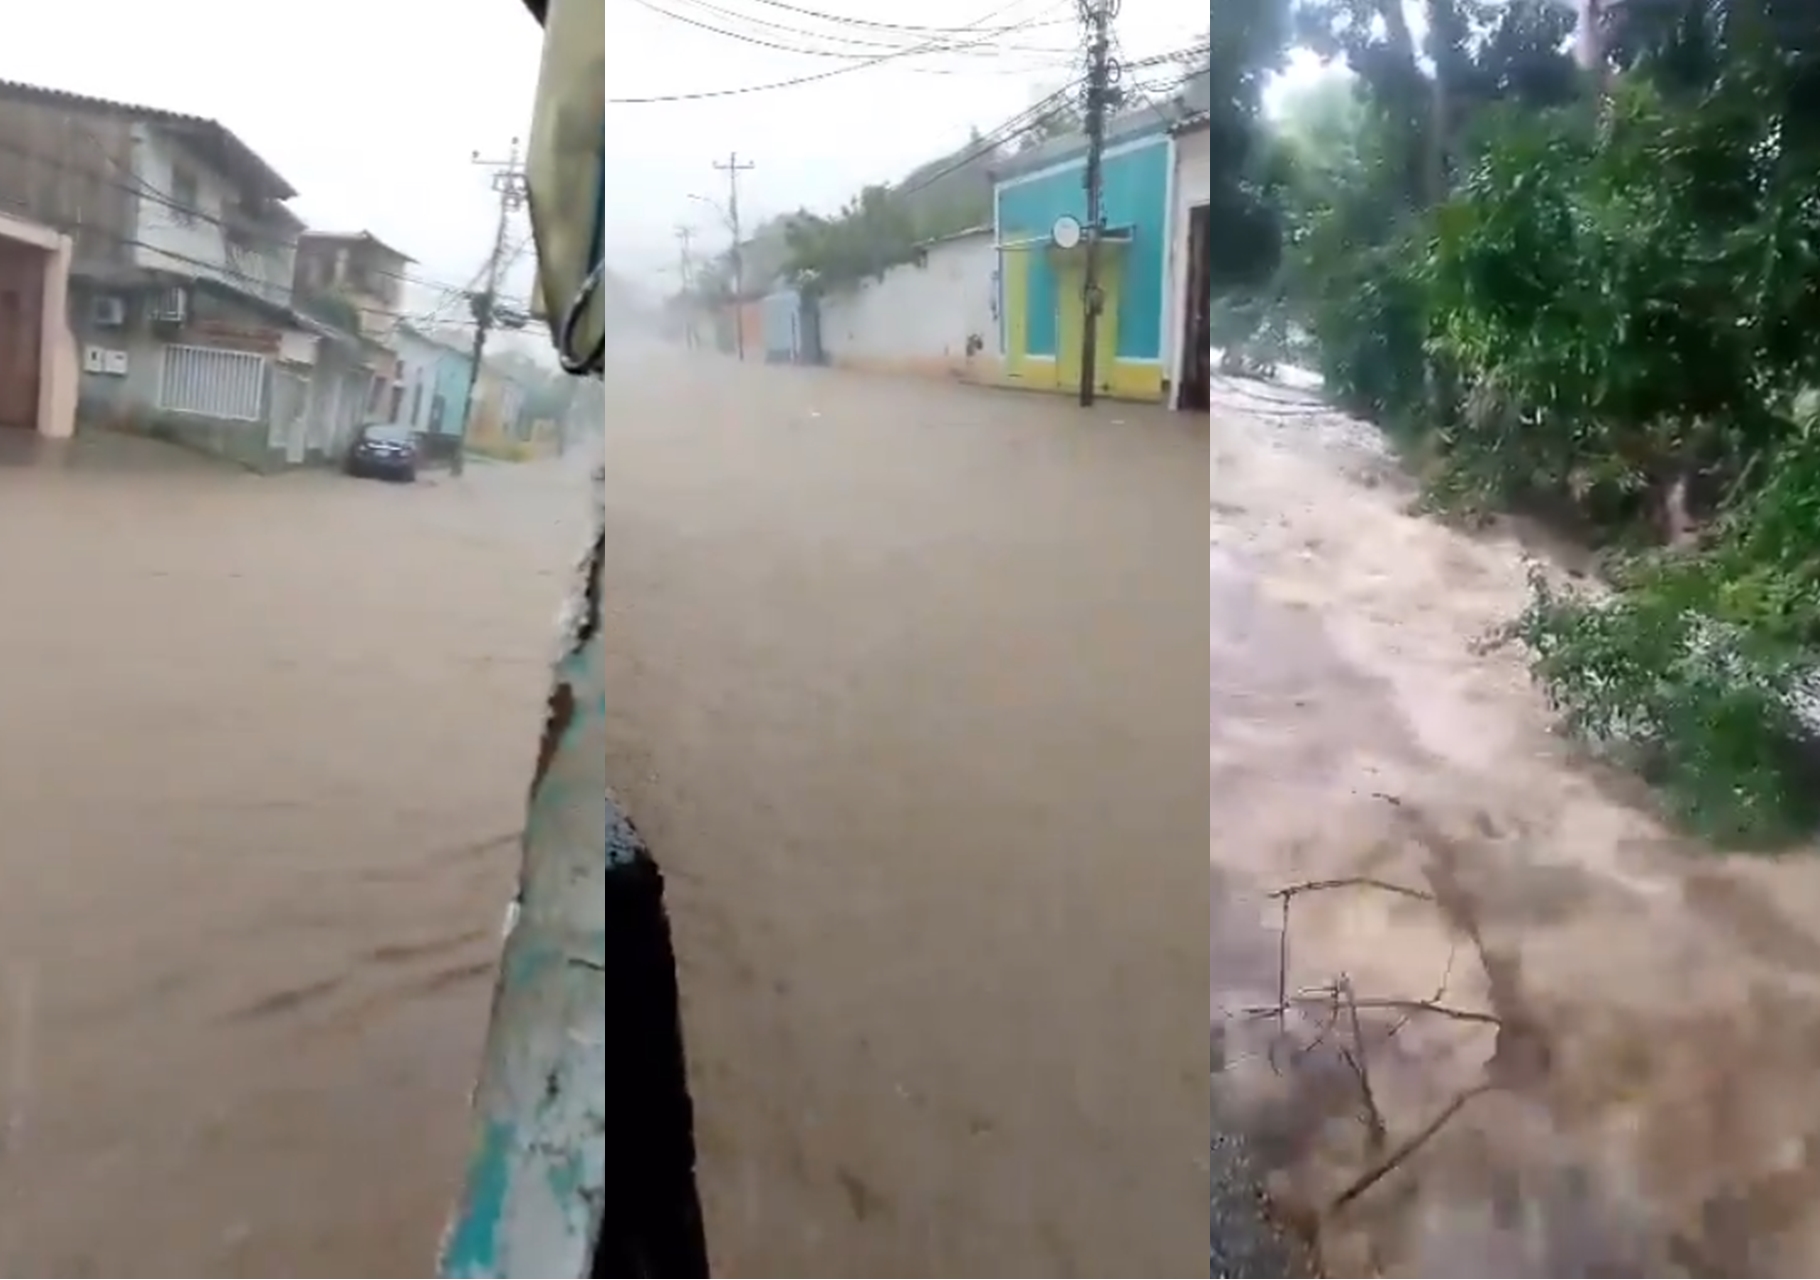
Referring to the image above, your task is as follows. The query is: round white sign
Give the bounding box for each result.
[1051,215,1083,250]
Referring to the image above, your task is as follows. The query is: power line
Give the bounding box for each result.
[877,37,1205,203]
[610,0,1057,102]
[887,80,1086,202]
[741,0,1070,36]
[0,134,475,299]
[645,0,1079,60]
[4,181,540,336]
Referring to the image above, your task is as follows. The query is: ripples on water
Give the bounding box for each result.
[1210,378,1820,1275]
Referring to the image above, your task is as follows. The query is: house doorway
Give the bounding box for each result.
[1176,203,1210,412]
[0,241,45,430]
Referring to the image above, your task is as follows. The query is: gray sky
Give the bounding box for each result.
[609,0,1209,289]
[2,0,1208,317]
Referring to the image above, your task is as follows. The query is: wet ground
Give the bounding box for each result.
[0,433,584,1276]
[1204,374,1820,1276]
[598,352,1210,1278]
[0,356,1211,1278]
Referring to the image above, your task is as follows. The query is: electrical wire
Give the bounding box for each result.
[414,233,536,330]
[610,0,1060,102]
[1108,27,1209,128]
[0,133,482,299]
[740,0,1070,37]
[652,0,1079,59]
[887,80,1087,202]
[0,182,535,337]
[886,43,1214,203]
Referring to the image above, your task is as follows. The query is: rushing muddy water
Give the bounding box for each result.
[0,352,1216,1280]
[1209,375,1820,1275]
[0,435,587,1276]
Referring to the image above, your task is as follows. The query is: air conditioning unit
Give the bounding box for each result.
[148,286,188,326]
[90,295,127,327]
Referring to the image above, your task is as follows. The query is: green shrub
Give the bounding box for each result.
[1508,551,1820,848]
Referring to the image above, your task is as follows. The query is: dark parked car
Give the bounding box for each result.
[344,422,419,482]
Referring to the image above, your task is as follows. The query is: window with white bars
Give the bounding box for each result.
[157,345,267,422]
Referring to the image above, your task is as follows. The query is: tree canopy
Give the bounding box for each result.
[1214,0,1820,843]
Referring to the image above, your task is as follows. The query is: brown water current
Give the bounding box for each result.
[1210,377,1820,1276]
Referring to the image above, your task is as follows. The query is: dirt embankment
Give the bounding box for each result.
[1210,378,1820,1276]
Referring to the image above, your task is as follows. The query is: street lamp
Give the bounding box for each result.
[688,193,734,231]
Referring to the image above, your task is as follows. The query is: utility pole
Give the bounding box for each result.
[1077,0,1115,408]
[454,137,528,477]
[674,223,698,350]
[712,151,755,360]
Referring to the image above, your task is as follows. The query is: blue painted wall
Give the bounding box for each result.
[760,288,802,363]
[392,329,474,435]
[430,348,474,436]
[994,135,1170,361]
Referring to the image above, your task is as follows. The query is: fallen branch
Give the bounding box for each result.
[1267,876,1436,905]
[1338,977,1387,1152]
[1241,991,1499,1029]
[1247,868,1511,1227]
[1267,875,1439,1072]
[1329,1083,1495,1213]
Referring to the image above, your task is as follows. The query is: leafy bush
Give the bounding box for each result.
[1510,559,1820,847]
[1508,427,1820,846]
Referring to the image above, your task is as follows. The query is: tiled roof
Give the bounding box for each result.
[0,78,298,199]
[297,229,417,264]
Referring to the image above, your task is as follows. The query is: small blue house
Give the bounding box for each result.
[759,286,822,364]
[391,324,473,439]
[991,108,1175,402]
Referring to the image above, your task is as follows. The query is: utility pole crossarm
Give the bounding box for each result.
[453,137,528,476]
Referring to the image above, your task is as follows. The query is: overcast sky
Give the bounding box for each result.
[1,0,1209,319]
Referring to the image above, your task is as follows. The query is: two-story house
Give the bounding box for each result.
[293,231,413,343]
[293,230,412,417]
[0,79,379,468]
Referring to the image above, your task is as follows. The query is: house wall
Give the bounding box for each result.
[389,332,441,433]
[717,300,765,356]
[993,132,1172,402]
[818,233,1000,381]
[468,370,527,446]
[0,102,135,269]
[759,288,802,364]
[68,278,371,470]
[1166,126,1210,410]
[385,333,472,439]
[432,349,473,437]
[294,239,406,341]
[128,125,298,309]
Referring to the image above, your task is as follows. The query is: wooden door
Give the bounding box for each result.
[0,258,43,430]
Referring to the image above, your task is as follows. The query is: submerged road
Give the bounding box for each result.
[597,351,1212,1277]
[0,434,588,1276]
[0,355,1222,1277]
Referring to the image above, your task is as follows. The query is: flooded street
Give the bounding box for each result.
[0,354,1212,1278]
[599,354,1210,1278]
[0,437,585,1276]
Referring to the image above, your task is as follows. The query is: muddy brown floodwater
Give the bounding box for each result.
[0,434,585,1276]
[598,352,1210,1278]
[1209,375,1820,1276]
[0,352,1212,1279]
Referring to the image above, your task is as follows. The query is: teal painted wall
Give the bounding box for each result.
[994,135,1170,361]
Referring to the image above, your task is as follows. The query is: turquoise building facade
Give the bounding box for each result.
[992,112,1175,401]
